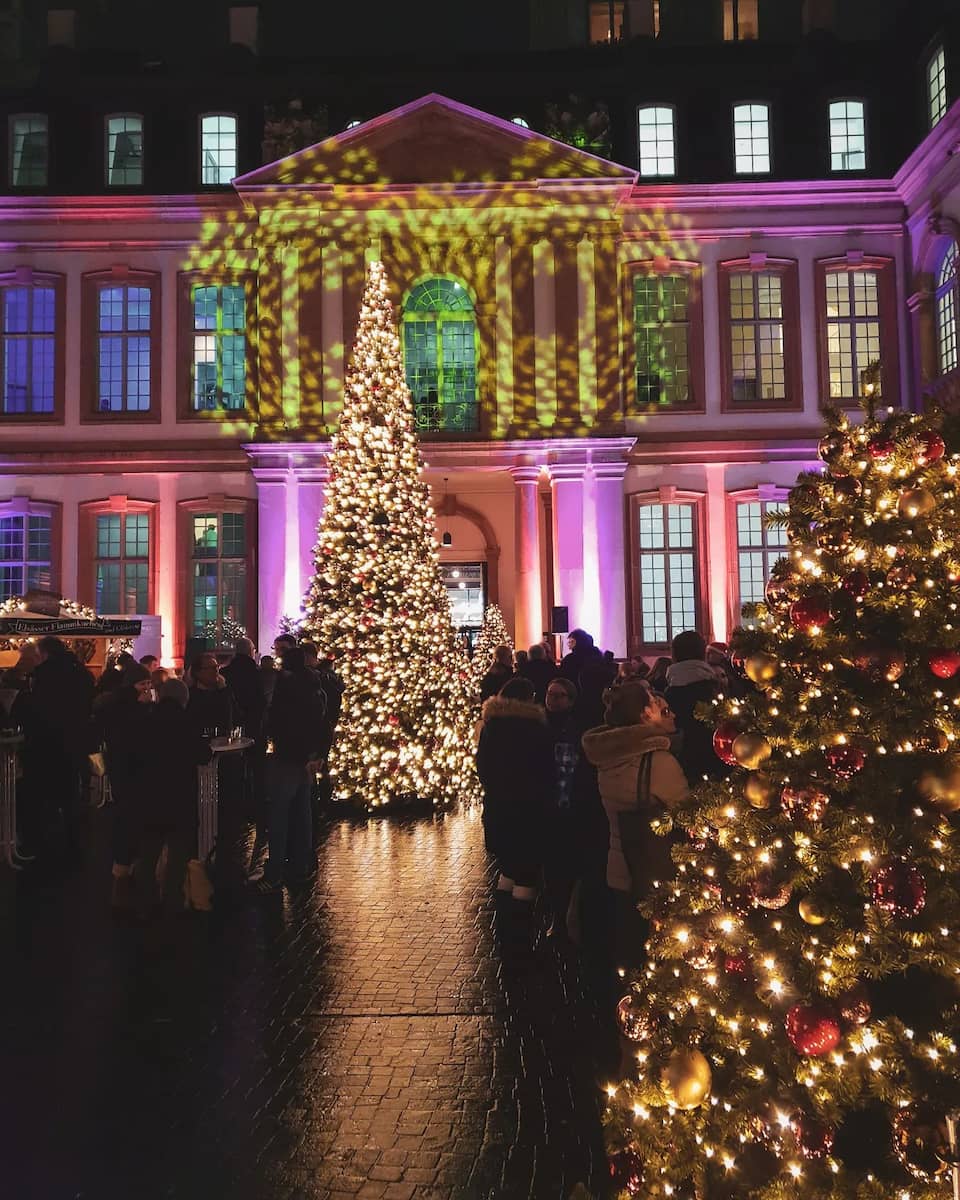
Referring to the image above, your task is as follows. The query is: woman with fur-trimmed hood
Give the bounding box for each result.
[475,676,554,902]
[581,680,688,971]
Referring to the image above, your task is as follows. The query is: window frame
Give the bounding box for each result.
[827,98,867,173]
[928,45,948,129]
[621,259,705,415]
[727,488,790,623]
[722,0,759,41]
[199,112,239,186]
[626,489,707,656]
[0,270,65,423]
[176,497,257,661]
[718,257,802,413]
[9,113,48,189]
[587,0,624,43]
[79,498,158,616]
[815,255,899,409]
[732,101,772,175]
[176,271,257,421]
[936,241,959,379]
[400,275,481,438]
[0,497,61,601]
[104,113,144,188]
[637,104,677,178]
[81,269,161,423]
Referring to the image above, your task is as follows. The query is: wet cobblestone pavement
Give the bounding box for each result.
[0,804,610,1200]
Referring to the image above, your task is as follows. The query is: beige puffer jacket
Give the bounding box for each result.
[581,722,689,893]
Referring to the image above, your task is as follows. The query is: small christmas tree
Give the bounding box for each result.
[605,400,960,1199]
[301,262,477,810]
[471,603,514,693]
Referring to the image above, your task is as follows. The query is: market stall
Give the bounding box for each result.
[0,592,141,684]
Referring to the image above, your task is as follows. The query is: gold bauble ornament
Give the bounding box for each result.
[918,759,960,814]
[744,652,780,686]
[898,487,937,519]
[661,1047,712,1110]
[744,771,775,809]
[798,896,829,925]
[732,732,772,770]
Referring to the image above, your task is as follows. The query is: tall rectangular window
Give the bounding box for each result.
[829,100,866,171]
[637,106,675,177]
[191,512,247,645]
[1,284,55,414]
[0,514,52,600]
[824,269,881,403]
[728,271,785,404]
[637,502,698,645]
[97,285,151,412]
[733,103,770,173]
[736,500,788,606]
[723,0,758,40]
[588,0,624,42]
[200,114,238,184]
[191,283,246,410]
[94,513,149,613]
[633,274,691,409]
[105,115,143,186]
[928,46,947,128]
[10,114,48,187]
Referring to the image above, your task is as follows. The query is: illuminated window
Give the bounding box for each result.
[96,284,151,412]
[588,0,623,42]
[633,274,692,408]
[936,242,959,376]
[828,100,865,171]
[95,513,149,614]
[344,119,362,130]
[636,503,699,645]
[191,512,247,645]
[723,0,758,40]
[510,116,529,128]
[928,46,947,128]
[733,102,770,173]
[440,562,486,632]
[10,114,47,187]
[0,514,52,600]
[637,105,675,177]
[190,283,246,411]
[1,283,55,414]
[824,269,882,403]
[402,278,478,434]
[200,114,237,184]
[105,115,143,186]
[735,500,788,606]
[653,0,660,35]
[727,271,786,404]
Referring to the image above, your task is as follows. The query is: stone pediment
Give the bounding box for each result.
[234,93,636,192]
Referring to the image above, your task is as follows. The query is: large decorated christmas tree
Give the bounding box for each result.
[301,261,477,810]
[606,400,960,1199]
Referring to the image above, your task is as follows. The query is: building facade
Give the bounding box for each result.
[0,4,959,664]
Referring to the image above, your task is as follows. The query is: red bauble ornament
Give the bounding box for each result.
[928,649,960,679]
[387,715,399,727]
[785,1004,842,1056]
[764,574,798,610]
[818,432,850,468]
[842,569,870,601]
[917,431,946,466]
[853,640,906,683]
[789,592,833,634]
[870,860,927,918]
[723,953,752,979]
[837,983,871,1026]
[751,875,792,909]
[712,720,741,766]
[781,785,830,822]
[793,1112,835,1159]
[824,744,865,779]
[868,433,896,460]
[886,564,917,591]
[616,994,654,1042]
[608,1149,644,1195]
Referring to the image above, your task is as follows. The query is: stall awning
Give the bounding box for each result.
[0,618,142,637]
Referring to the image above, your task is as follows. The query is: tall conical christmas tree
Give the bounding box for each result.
[301,262,477,810]
[606,400,960,1199]
[471,603,514,693]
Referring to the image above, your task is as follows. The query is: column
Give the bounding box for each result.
[512,465,544,651]
[549,464,586,635]
[533,238,557,428]
[280,242,301,429]
[591,461,628,657]
[156,474,178,665]
[321,242,344,429]
[494,237,515,435]
[704,461,729,644]
[250,467,288,653]
[576,237,598,428]
[297,464,328,611]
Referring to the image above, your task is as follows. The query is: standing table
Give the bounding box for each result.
[197,736,254,861]
[0,733,24,868]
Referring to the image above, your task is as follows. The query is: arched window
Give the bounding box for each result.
[936,241,959,376]
[402,278,478,433]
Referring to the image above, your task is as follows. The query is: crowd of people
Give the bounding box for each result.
[0,633,343,914]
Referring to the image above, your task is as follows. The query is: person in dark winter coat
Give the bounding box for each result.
[559,628,603,688]
[187,653,238,736]
[517,642,558,704]
[479,644,514,701]
[138,679,212,914]
[222,638,266,737]
[663,630,727,784]
[475,676,554,901]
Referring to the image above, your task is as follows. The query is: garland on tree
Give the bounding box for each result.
[605,399,960,1199]
[300,261,478,811]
